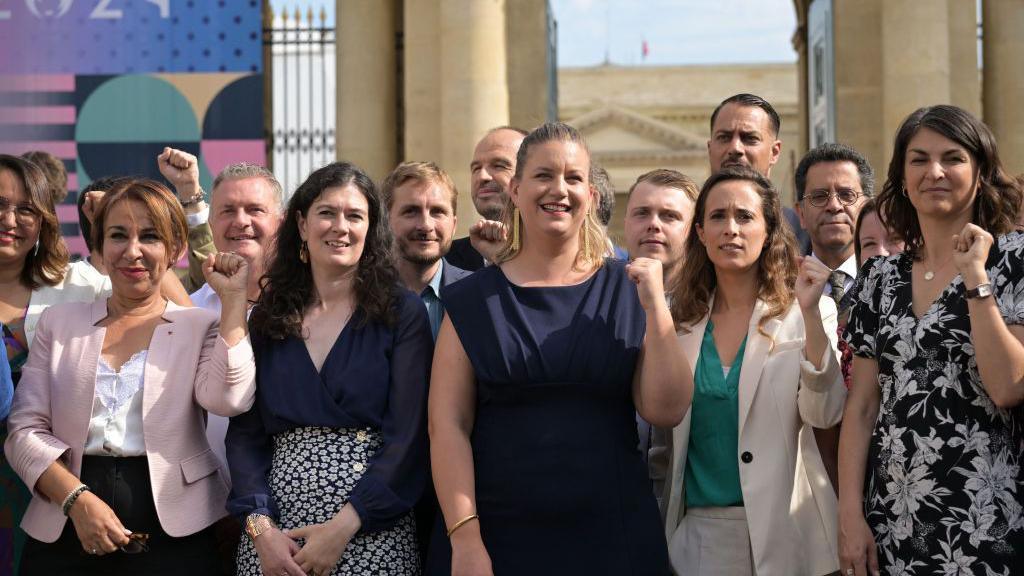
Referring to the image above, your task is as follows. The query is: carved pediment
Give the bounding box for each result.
[567,105,707,162]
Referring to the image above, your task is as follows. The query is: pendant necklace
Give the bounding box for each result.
[922,251,952,281]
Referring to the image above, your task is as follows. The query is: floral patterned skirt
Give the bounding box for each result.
[235,426,420,576]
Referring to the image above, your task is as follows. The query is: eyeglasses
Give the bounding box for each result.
[0,197,41,225]
[801,189,861,208]
[120,532,150,554]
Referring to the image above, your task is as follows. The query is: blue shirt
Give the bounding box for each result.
[0,323,12,421]
[419,262,445,339]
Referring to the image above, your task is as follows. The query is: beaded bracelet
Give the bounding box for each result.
[61,484,90,516]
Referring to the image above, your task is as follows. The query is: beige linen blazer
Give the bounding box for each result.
[4,298,256,542]
[661,296,845,576]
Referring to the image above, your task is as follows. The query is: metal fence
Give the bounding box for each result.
[263,3,336,197]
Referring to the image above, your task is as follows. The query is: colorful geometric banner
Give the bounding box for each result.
[0,0,261,75]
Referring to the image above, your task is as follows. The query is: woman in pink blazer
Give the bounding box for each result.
[4,179,256,575]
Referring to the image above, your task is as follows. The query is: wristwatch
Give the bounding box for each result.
[245,513,274,540]
[965,282,993,300]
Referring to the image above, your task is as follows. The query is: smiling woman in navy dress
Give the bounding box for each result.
[226,162,433,576]
[427,122,693,575]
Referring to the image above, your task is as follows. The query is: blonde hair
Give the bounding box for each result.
[493,122,607,272]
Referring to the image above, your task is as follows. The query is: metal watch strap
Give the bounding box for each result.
[245,513,274,540]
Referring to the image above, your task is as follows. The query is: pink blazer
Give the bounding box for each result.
[4,298,257,542]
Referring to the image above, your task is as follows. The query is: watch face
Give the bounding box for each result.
[978,284,993,298]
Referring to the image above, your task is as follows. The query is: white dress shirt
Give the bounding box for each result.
[84,350,148,457]
[810,252,858,297]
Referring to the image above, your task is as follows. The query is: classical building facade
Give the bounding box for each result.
[334,0,555,235]
[559,63,800,240]
[792,0,1024,177]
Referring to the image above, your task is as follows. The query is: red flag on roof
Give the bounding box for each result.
[642,39,649,60]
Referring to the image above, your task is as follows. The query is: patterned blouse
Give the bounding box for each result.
[845,233,1023,575]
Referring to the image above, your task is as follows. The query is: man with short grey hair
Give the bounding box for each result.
[157,148,284,307]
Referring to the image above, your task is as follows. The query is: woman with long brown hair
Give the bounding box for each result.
[661,166,845,575]
[840,104,1024,576]
[227,162,433,576]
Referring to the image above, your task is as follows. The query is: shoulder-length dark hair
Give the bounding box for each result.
[0,154,68,289]
[670,166,798,335]
[250,162,398,340]
[877,105,1022,256]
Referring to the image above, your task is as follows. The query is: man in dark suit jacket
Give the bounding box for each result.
[445,126,528,271]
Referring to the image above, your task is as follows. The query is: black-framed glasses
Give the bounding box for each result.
[801,189,861,208]
[0,197,41,225]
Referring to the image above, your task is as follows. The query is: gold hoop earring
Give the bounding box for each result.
[299,241,309,264]
[511,207,521,252]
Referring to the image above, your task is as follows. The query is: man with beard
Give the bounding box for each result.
[382,161,467,563]
[445,126,527,270]
[383,161,469,339]
[708,93,812,253]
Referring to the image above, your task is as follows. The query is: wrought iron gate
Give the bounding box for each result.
[263,1,336,198]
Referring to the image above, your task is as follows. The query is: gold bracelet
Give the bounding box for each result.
[446,513,479,537]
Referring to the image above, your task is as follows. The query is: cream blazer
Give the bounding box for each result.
[4,298,256,542]
[661,296,845,576]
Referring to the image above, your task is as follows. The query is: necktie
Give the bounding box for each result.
[829,270,846,308]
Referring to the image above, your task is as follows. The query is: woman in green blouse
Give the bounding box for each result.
[660,166,847,576]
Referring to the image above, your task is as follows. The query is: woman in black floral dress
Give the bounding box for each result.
[840,105,1024,576]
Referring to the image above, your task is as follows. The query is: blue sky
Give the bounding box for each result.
[270,0,797,67]
[551,0,797,67]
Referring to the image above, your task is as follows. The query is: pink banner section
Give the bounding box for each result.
[0,141,76,158]
[65,236,88,259]
[0,106,76,124]
[201,140,267,177]
[0,75,75,92]
[67,172,78,192]
[56,204,78,221]
[0,74,74,91]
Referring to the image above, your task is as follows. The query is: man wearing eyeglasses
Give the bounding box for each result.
[793,142,874,496]
[794,143,875,300]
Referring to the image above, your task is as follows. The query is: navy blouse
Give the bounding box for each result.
[225,289,433,532]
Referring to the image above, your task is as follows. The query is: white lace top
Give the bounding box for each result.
[84,349,148,457]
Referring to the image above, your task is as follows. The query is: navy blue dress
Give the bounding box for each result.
[427,260,671,575]
[226,289,433,572]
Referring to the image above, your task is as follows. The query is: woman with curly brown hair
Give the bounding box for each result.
[660,166,846,576]
[226,162,433,576]
[840,105,1024,576]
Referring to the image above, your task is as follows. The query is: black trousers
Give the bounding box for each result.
[20,456,220,576]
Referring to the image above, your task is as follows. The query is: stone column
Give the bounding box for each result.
[336,0,397,182]
[881,0,951,168]
[403,0,441,162]
[440,0,510,234]
[983,0,1024,175]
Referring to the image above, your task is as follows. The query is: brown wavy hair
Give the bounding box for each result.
[670,166,798,335]
[91,178,188,267]
[493,122,607,272]
[250,162,398,340]
[877,105,1022,257]
[0,154,68,289]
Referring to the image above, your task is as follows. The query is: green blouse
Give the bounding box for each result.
[684,319,747,508]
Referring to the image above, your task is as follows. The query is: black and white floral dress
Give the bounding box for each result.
[845,233,1024,575]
